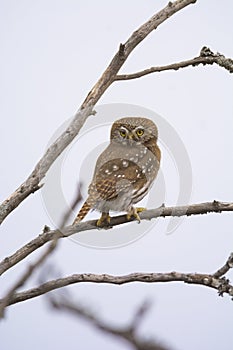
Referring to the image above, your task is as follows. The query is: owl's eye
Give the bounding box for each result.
[120,130,127,138]
[136,129,144,137]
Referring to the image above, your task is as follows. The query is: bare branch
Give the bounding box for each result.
[115,47,233,81]
[1,200,233,276]
[50,298,169,350]
[4,264,233,307]
[0,0,197,224]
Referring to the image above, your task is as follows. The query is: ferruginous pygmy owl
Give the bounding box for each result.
[72,117,161,226]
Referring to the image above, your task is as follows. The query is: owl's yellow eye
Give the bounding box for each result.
[136,129,144,137]
[120,130,127,138]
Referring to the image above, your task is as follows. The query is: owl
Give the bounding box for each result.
[73,117,161,226]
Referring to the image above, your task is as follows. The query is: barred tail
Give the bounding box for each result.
[72,200,91,225]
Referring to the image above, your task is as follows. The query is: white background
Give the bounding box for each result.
[1,1,233,349]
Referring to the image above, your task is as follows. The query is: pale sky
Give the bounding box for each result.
[1,1,233,349]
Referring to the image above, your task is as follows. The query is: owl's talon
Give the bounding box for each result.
[96,212,111,227]
[126,207,146,223]
[136,207,146,213]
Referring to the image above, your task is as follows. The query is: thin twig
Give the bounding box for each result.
[115,47,233,81]
[213,253,233,278]
[59,183,83,229]
[130,300,152,333]
[0,200,233,276]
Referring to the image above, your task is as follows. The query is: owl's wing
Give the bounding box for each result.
[88,158,147,202]
[88,177,118,201]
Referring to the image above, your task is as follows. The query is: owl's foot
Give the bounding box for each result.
[126,207,146,223]
[96,212,111,227]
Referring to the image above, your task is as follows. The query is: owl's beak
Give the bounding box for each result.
[127,133,135,145]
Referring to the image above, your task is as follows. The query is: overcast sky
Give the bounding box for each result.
[1,1,233,349]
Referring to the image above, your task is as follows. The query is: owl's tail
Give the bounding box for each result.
[72,199,92,225]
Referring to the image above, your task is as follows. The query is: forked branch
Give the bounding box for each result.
[51,298,169,350]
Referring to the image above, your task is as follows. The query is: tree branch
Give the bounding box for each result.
[115,47,233,81]
[4,256,233,307]
[0,0,197,225]
[50,298,169,350]
[1,200,233,276]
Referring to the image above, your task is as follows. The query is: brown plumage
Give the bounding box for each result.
[74,202,91,222]
[73,117,161,226]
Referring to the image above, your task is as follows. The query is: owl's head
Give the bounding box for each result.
[110,117,158,144]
